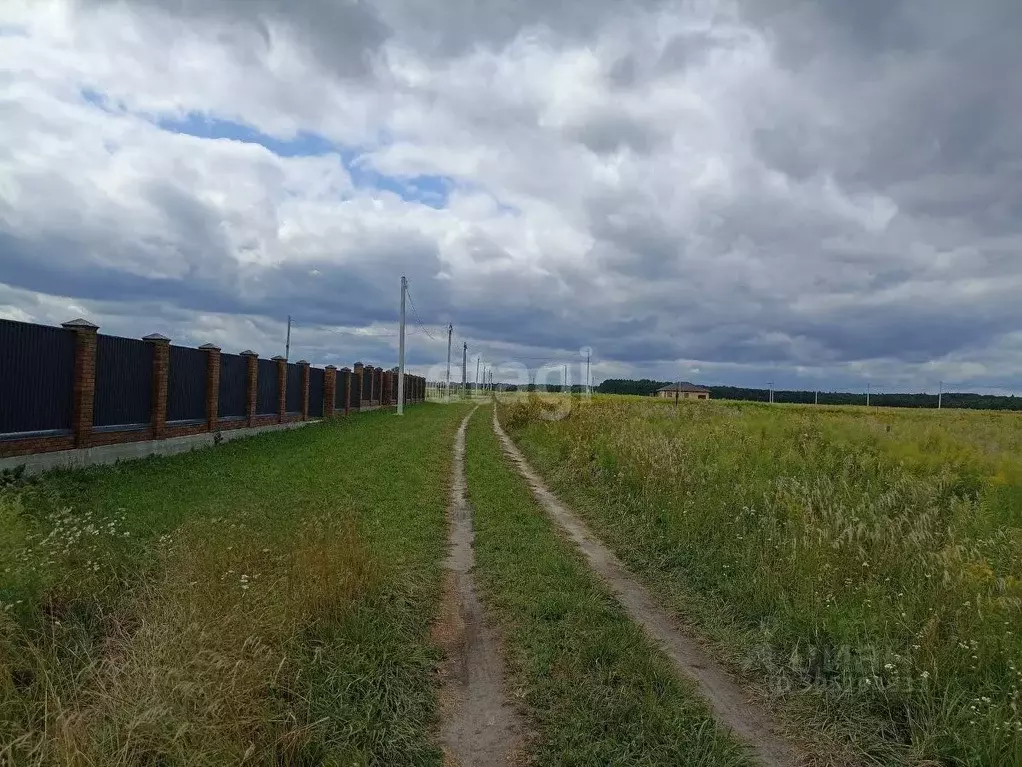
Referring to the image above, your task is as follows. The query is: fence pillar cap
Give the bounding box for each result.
[271,355,287,361]
[143,333,170,343]
[62,318,99,330]
[340,366,351,372]
[325,364,337,370]
[199,342,221,351]
[297,359,310,365]
[240,349,258,356]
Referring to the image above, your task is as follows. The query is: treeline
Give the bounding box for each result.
[500,384,588,393]
[596,379,1022,411]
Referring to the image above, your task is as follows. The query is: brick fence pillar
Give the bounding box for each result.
[273,356,287,422]
[324,365,336,418]
[298,360,310,420]
[62,318,99,448]
[352,362,364,411]
[241,350,258,426]
[341,367,353,414]
[144,333,170,439]
[200,343,221,432]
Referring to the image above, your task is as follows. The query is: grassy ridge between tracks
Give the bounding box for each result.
[464,407,751,766]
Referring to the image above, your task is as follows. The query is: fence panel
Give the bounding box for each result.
[93,334,153,429]
[350,370,362,411]
[256,359,278,415]
[285,363,302,414]
[0,319,76,436]
[336,371,350,411]
[309,368,324,417]
[218,353,248,419]
[167,345,207,423]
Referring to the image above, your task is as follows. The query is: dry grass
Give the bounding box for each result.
[45,517,371,765]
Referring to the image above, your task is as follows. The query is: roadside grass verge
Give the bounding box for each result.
[500,396,1022,766]
[464,407,752,766]
[1,404,467,765]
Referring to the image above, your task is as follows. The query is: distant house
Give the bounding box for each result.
[654,382,710,400]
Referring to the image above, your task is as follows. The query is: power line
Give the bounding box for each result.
[405,286,439,342]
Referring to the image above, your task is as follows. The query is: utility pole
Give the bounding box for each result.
[815,390,819,406]
[563,364,568,393]
[767,381,774,404]
[445,323,453,402]
[285,315,292,361]
[476,356,481,396]
[397,276,406,416]
[462,342,467,399]
[938,381,943,410]
[866,382,870,408]
[586,350,591,396]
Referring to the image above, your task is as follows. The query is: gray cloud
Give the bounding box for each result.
[2,0,1022,391]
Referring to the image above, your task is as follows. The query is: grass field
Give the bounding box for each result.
[501,395,1022,766]
[1,404,468,766]
[463,407,751,765]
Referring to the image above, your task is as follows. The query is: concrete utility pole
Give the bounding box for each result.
[462,342,467,399]
[445,323,453,402]
[815,390,819,406]
[938,381,943,410]
[767,381,774,404]
[866,382,871,408]
[563,364,568,393]
[476,356,481,396]
[586,350,591,396]
[285,315,292,361]
[397,276,406,416]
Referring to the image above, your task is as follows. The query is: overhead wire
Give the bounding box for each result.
[405,286,439,342]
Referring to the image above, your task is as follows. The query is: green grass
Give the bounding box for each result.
[463,406,752,766]
[1,404,469,766]
[501,395,1022,766]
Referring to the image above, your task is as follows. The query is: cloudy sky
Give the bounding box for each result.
[2,0,1020,392]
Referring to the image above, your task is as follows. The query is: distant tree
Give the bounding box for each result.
[596,379,670,396]
[596,380,1022,411]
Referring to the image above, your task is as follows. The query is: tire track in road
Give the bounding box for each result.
[435,407,526,766]
[492,408,807,767]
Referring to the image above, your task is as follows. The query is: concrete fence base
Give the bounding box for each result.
[0,418,321,476]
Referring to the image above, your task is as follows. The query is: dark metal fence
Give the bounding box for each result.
[0,319,75,436]
[337,371,349,411]
[350,370,362,410]
[309,368,324,417]
[256,359,278,415]
[167,345,207,423]
[94,334,153,429]
[285,363,302,414]
[218,353,248,419]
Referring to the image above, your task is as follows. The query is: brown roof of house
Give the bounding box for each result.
[657,382,710,393]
